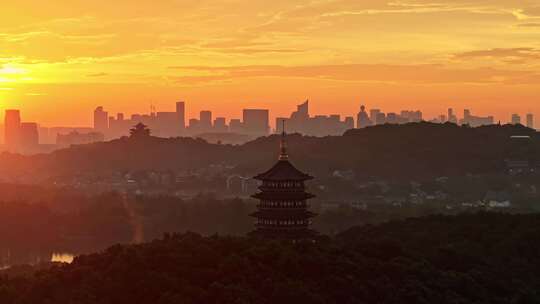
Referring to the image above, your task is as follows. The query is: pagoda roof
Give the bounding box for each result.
[250,210,316,219]
[251,191,315,200]
[253,160,313,181]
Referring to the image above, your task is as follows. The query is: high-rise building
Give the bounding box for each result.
[369,109,381,124]
[386,113,399,124]
[19,122,39,151]
[460,109,493,127]
[93,106,109,133]
[344,116,354,130]
[229,119,243,134]
[511,114,521,125]
[448,108,457,124]
[156,112,178,137]
[357,105,372,128]
[4,109,21,150]
[176,101,186,132]
[57,131,104,147]
[526,113,534,129]
[375,112,386,125]
[243,109,269,136]
[199,110,213,133]
[213,117,228,133]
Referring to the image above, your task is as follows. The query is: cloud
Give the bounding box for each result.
[168,63,540,85]
[453,48,540,63]
[87,72,109,77]
[516,23,540,27]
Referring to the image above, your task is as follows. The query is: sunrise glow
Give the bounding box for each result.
[0,0,539,126]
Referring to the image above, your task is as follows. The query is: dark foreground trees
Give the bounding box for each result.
[1,212,540,304]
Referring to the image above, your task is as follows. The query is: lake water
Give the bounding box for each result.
[51,252,75,264]
[1,251,75,269]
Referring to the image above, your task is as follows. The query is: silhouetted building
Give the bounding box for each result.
[250,130,317,240]
[243,109,269,136]
[4,109,21,150]
[93,106,109,133]
[511,114,521,125]
[176,101,186,133]
[278,100,354,136]
[357,105,372,128]
[57,131,104,147]
[344,116,354,130]
[200,110,213,133]
[460,109,494,127]
[526,113,534,129]
[375,112,386,125]
[19,122,39,151]
[156,112,178,137]
[229,119,243,134]
[369,109,381,124]
[188,118,200,134]
[448,108,458,124]
[213,117,228,133]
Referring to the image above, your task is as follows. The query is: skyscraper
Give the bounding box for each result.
[526,113,534,129]
[200,110,213,133]
[4,109,21,150]
[369,109,381,124]
[243,109,269,136]
[213,117,228,132]
[176,101,186,132]
[344,116,354,130]
[229,119,243,134]
[19,122,39,151]
[93,106,109,133]
[357,105,372,128]
[511,114,521,125]
[448,108,457,124]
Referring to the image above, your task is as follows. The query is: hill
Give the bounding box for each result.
[0,122,537,181]
[1,212,539,303]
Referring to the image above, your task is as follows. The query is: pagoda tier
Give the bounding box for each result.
[252,191,315,200]
[249,131,318,240]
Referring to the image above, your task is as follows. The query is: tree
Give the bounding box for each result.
[130,123,151,138]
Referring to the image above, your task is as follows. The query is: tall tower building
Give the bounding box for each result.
[511,114,521,125]
[199,110,213,133]
[526,113,534,129]
[4,109,21,150]
[369,109,381,125]
[93,106,109,133]
[243,109,269,136]
[357,105,372,128]
[176,101,186,132]
[19,122,39,151]
[250,128,317,240]
[448,108,457,124]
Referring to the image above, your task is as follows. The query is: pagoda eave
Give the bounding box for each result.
[251,192,315,200]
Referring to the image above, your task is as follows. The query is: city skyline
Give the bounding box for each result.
[2,99,536,155]
[1,99,537,130]
[0,1,539,126]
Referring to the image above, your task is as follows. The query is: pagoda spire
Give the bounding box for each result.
[279,120,288,161]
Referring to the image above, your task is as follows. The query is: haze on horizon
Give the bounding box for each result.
[0,0,539,127]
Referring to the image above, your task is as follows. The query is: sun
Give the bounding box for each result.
[0,64,28,83]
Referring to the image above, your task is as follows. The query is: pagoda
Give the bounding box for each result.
[250,128,317,240]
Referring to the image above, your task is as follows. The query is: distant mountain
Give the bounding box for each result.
[0,122,537,181]
[1,212,540,303]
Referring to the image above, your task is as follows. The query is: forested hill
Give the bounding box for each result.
[0,122,537,180]
[1,212,540,303]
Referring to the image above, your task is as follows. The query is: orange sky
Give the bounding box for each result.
[0,0,539,128]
